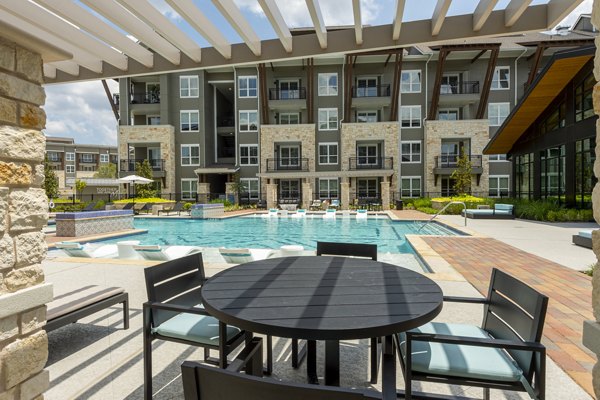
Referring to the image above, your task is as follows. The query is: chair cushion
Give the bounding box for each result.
[579,229,595,239]
[397,322,523,382]
[494,204,513,212]
[153,312,241,346]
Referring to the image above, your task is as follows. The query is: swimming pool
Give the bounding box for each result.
[99,216,460,254]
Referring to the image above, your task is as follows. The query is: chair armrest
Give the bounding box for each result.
[406,331,545,352]
[443,296,488,304]
[226,337,264,377]
[143,301,211,316]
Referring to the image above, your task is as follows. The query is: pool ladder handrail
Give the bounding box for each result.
[417,201,467,232]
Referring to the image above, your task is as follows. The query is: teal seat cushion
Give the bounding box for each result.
[494,204,513,212]
[153,312,241,346]
[398,322,523,382]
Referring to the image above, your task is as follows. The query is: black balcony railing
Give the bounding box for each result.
[440,81,480,95]
[352,84,391,98]
[130,92,160,104]
[435,155,483,168]
[348,157,393,170]
[47,156,62,163]
[268,87,307,100]
[266,158,309,172]
[120,159,165,172]
[78,156,97,164]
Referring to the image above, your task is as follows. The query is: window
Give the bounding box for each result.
[100,154,109,163]
[180,110,199,132]
[540,101,566,133]
[279,112,299,125]
[278,80,300,99]
[238,76,257,98]
[81,153,94,163]
[240,145,258,165]
[489,154,507,162]
[279,146,299,167]
[541,145,566,203]
[180,76,199,98]
[66,152,75,161]
[489,175,510,198]
[181,145,200,166]
[66,165,75,173]
[357,178,378,198]
[438,109,459,121]
[47,152,60,162]
[181,179,197,200]
[401,141,421,163]
[239,110,258,132]
[515,153,534,199]
[355,77,378,97]
[318,143,338,165]
[401,70,421,93]
[318,108,338,130]
[401,177,421,198]
[491,67,510,90]
[240,178,259,199]
[357,111,378,123]
[488,103,510,126]
[576,138,597,208]
[318,73,338,96]
[400,106,421,128]
[319,178,339,199]
[357,144,378,165]
[279,180,300,199]
[575,73,595,122]
[147,115,161,125]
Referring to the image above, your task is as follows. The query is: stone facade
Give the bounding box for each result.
[117,125,176,192]
[0,38,52,400]
[424,120,490,196]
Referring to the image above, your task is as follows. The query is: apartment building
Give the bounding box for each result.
[115,25,595,209]
[45,136,119,197]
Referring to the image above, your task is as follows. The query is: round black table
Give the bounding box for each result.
[201,256,443,385]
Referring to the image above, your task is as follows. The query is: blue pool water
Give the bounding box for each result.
[100,216,460,254]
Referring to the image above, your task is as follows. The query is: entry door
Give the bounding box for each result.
[280,80,299,99]
[356,77,377,97]
[148,147,161,170]
[357,145,378,166]
[441,74,459,94]
[279,146,299,167]
[441,142,459,167]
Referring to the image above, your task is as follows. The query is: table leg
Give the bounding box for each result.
[307,340,318,384]
[381,335,397,399]
[324,340,340,386]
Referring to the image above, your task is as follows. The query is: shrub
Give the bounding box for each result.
[114,197,172,203]
[183,203,193,210]
[210,198,233,207]
[416,206,438,215]
[94,200,106,210]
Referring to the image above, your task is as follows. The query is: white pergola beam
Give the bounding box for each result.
[547,0,584,28]
[352,0,363,45]
[305,0,327,49]
[211,0,261,56]
[166,0,232,59]
[81,0,181,65]
[392,0,406,40]
[432,0,452,36]
[49,60,80,76]
[257,0,292,53]
[35,0,153,68]
[505,0,533,27]
[43,64,57,79]
[0,1,128,71]
[473,0,499,31]
[116,0,201,62]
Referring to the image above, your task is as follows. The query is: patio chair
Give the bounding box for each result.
[55,242,118,258]
[157,202,184,216]
[120,202,135,210]
[330,199,340,209]
[134,245,202,261]
[395,268,548,400]
[81,201,98,212]
[136,203,154,215]
[218,248,274,264]
[309,199,322,211]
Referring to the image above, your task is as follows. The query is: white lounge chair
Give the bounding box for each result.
[133,245,202,261]
[291,209,307,218]
[356,209,368,219]
[331,199,340,209]
[219,248,274,264]
[56,242,118,258]
[323,208,336,219]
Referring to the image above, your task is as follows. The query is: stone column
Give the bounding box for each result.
[225,182,238,205]
[340,178,350,210]
[197,182,210,203]
[301,179,312,209]
[0,38,53,400]
[266,183,278,209]
[380,178,391,210]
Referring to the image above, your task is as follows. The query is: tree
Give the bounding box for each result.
[450,148,472,196]
[43,156,59,199]
[135,159,156,198]
[75,179,87,200]
[94,162,117,179]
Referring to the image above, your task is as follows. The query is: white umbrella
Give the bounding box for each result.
[118,175,153,203]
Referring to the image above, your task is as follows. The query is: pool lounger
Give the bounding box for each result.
[323,209,336,219]
[133,245,202,261]
[219,248,275,264]
[461,204,515,220]
[56,242,118,258]
[573,229,595,249]
[291,209,307,218]
[356,209,368,219]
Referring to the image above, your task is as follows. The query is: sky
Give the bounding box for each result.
[43,0,593,146]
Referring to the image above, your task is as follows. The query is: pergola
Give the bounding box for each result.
[0,0,585,84]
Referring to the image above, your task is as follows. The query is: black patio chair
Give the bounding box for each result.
[395,268,548,400]
[158,202,184,216]
[81,202,97,212]
[135,203,154,215]
[121,202,135,210]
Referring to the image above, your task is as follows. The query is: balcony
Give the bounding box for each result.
[130,92,160,104]
[268,88,306,110]
[433,155,483,185]
[78,156,97,164]
[439,81,480,107]
[266,158,309,172]
[351,84,391,108]
[348,157,394,170]
[120,159,165,179]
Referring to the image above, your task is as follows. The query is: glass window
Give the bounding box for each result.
[515,153,534,199]
[66,165,75,173]
[575,73,595,122]
[81,153,94,163]
[357,144,378,165]
[47,152,60,162]
[239,111,258,132]
[488,103,510,126]
[279,146,299,167]
[540,145,566,204]
[147,115,161,125]
[279,113,299,125]
[279,180,300,199]
[181,145,200,166]
[238,76,257,98]
[180,76,199,98]
[357,178,378,198]
[400,106,421,128]
[180,111,199,132]
[318,143,338,165]
[489,175,510,197]
[438,109,459,121]
[240,145,258,165]
[401,177,421,198]
[401,70,421,93]
[491,67,510,90]
[355,77,378,97]
[240,178,259,199]
[401,141,421,163]
[99,154,109,163]
[319,178,339,199]
[575,137,597,209]
[318,108,338,130]
[357,111,378,123]
[278,80,300,99]
[181,179,197,200]
[66,152,75,161]
[318,73,338,96]
[489,154,507,161]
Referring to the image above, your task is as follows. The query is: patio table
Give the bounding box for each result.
[201,256,443,387]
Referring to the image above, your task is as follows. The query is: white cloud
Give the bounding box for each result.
[43,80,119,146]
[149,0,182,22]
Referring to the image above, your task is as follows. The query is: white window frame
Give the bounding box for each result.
[81,153,94,163]
[147,115,161,125]
[488,103,510,127]
[318,178,339,199]
[240,178,259,199]
[238,76,257,98]
[318,73,338,96]
[438,108,459,121]
[66,165,75,173]
[318,142,338,165]
[491,66,510,90]
[318,108,338,131]
[47,152,60,162]
[181,144,200,166]
[279,112,299,125]
[180,110,199,132]
[401,176,421,198]
[489,175,510,198]
[179,76,199,98]
[181,179,198,200]
[489,154,508,162]
[401,141,421,163]
[357,110,378,123]
[400,70,421,93]
[65,152,75,162]
[99,154,109,163]
[239,145,259,166]
[400,105,421,128]
[239,110,258,132]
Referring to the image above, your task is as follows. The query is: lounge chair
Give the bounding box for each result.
[462,203,515,219]
[291,209,307,218]
[157,202,184,216]
[135,203,153,215]
[309,199,322,211]
[55,242,118,258]
[265,208,278,217]
[573,229,595,249]
[120,202,135,210]
[219,248,274,264]
[256,199,266,209]
[81,202,98,212]
[330,199,340,209]
[134,245,202,261]
[323,208,336,219]
[356,209,368,219]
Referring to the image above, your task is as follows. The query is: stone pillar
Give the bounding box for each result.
[266,183,278,209]
[340,178,350,210]
[225,182,238,205]
[301,179,312,209]
[197,182,210,203]
[381,178,391,210]
[0,38,53,400]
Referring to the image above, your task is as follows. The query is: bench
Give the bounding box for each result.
[45,285,129,332]
[573,229,595,249]
[461,203,515,219]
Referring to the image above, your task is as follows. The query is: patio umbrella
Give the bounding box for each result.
[117,175,153,204]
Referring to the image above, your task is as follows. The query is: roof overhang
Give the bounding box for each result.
[484,45,595,155]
